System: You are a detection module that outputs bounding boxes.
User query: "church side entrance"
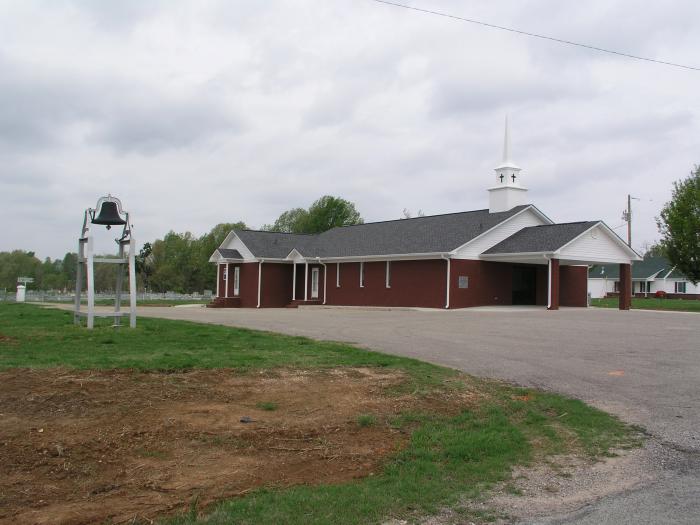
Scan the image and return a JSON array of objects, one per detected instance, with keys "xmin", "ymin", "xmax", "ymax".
[{"xmin": 512, "ymin": 266, "xmax": 537, "ymax": 305}]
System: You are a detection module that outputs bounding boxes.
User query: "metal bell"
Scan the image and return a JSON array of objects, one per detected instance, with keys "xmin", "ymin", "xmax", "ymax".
[{"xmin": 92, "ymin": 201, "xmax": 126, "ymax": 230}]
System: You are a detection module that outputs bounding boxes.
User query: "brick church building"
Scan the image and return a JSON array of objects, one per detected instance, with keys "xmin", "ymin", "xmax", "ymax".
[{"xmin": 210, "ymin": 123, "xmax": 640, "ymax": 310}]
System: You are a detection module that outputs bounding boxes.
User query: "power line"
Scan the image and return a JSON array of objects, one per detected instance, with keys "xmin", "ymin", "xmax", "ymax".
[{"xmin": 370, "ymin": 0, "xmax": 700, "ymax": 72}]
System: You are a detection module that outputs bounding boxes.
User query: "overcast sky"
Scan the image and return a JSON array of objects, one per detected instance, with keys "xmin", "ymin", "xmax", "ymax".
[{"xmin": 1, "ymin": 0, "xmax": 698, "ymax": 259}]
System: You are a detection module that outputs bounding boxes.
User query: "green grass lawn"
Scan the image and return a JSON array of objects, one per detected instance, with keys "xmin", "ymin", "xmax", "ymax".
[
  {"xmin": 42, "ymin": 298, "xmax": 207, "ymax": 307},
  {"xmin": 591, "ymin": 297, "xmax": 700, "ymax": 312},
  {"xmin": 0, "ymin": 304, "xmax": 641, "ymax": 524}
]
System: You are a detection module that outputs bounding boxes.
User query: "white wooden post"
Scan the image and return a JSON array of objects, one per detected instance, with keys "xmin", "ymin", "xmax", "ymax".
[
  {"xmin": 86, "ymin": 234, "xmax": 95, "ymax": 329},
  {"xmin": 304, "ymin": 261, "xmax": 308, "ymax": 301},
  {"xmin": 74, "ymin": 238, "xmax": 84, "ymax": 325},
  {"xmin": 114, "ymin": 242, "xmax": 124, "ymax": 327},
  {"xmin": 128, "ymin": 237, "xmax": 137, "ymax": 328},
  {"xmin": 225, "ymin": 263, "xmax": 229, "ymax": 298},
  {"xmin": 216, "ymin": 264, "xmax": 221, "ymax": 298},
  {"xmin": 292, "ymin": 262, "xmax": 297, "ymax": 301}
]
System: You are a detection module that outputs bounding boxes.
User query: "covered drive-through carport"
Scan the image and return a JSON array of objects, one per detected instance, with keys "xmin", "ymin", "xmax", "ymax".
[{"xmin": 480, "ymin": 221, "xmax": 642, "ymax": 310}]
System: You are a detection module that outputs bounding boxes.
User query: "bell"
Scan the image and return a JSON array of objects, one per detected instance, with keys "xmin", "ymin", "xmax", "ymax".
[{"xmin": 92, "ymin": 201, "xmax": 126, "ymax": 230}]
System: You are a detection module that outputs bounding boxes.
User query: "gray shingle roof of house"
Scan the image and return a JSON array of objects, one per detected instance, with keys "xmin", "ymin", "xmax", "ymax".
[
  {"xmin": 215, "ymin": 248, "xmax": 243, "ymax": 259},
  {"xmin": 483, "ymin": 221, "xmax": 599, "ymax": 255},
  {"xmin": 588, "ymin": 255, "xmax": 677, "ymax": 280},
  {"xmin": 232, "ymin": 205, "xmax": 531, "ymax": 259}
]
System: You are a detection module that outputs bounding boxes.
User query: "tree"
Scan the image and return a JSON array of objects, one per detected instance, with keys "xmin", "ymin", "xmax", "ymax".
[
  {"xmin": 265, "ymin": 196, "xmax": 363, "ymax": 234},
  {"xmin": 262, "ymin": 208, "xmax": 309, "ymax": 233},
  {"xmin": 640, "ymin": 241, "xmax": 665, "ymax": 258},
  {"xmin": 657, "ymin": 166, "xmax": 700, "ymax": 284},
  {"xmin": 304, "ymin": 196, "xmax": 363, "ymax": 233},
  {"xmin": 197, "ymin": 222, "xmax": 247, "ymax": 291},
  {"xmin": 136, "ymin": 242, "xmax": 154, "ymax": 291},
  {"xmin": 401, "ymin": 208, "xmax": 425, "ymax": 219}
]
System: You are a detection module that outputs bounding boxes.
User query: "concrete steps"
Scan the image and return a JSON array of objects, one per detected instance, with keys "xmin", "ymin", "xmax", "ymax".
[
  {"xmin": 206, "ymin": 297, "xmax": 241, "ymax": 308},
  {"xmin": 285, "ymin": 300, "xmax": 322, "ymax": 308}
]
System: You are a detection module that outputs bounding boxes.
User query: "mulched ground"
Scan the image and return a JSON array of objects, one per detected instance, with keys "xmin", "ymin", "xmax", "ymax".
[{"xmin": 0, "ymin": 367, "xmax": 475, "ymax": 524}]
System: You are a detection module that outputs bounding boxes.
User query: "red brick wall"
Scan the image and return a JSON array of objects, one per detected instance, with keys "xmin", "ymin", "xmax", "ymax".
[
  {"xmin": 450, "ymin": 261, "xmax": 548, "ymax": 308},
  {"xmin": 261, "ymin": 263, "xmax": 294, "ymax": 307},
  {"xmin": 559, "ymin": 265, "xmax": 588, "ymax": 307},
  {"xmin": 217, "ymin": 264, "xmax": 225, "ymax": 298},
  {"xmin": 325, "ymin": 260, "xmax": 447, "ymax": 308},
  {"xmin": 238, "ymin": 262, "xmax": 260, "ymax": 308},
  {"xmin": 535, "ymin": 266, "xmax": 548, "ymax": 306}
]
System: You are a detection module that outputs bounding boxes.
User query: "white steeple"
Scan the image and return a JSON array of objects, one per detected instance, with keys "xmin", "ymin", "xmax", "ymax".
[{"xmin": 488, "ymin": 116, "xmax": 528, "ymax": 213}]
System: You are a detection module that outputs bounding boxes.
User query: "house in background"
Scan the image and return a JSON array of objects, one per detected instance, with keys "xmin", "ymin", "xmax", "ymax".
[
  {"xmin": 210, "ymin": 121, "xmax": 641, "ymax": 310},
  {"xmin": 588, "ymin": 255, "xmax": 699, "ymax": 299}
]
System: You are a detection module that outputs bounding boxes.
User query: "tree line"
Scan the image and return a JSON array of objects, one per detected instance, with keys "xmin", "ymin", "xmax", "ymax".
[
  {"xmin": 1, "ymin": 196, "xmax": 363, "ymax": 294},
  {"xmin": 3, "ymin": 177, "xmax": 698, "ymax": 293}
]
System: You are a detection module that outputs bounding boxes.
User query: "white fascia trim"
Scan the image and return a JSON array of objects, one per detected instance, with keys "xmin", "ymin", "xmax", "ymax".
[
  {"xmin": 555, "ymin": 222, "xmax": 642, "ymax": 261},
  {"xmin": 481, "ymin": 252, "xmax": 635, "ymax": 265},
  {"xmin": 557, "ymin": 255, "xmax": 641, "ymax": 264},
  {"xmin": 319, "ymin": 252, "xmax": 449, "ymax": 263},
  {"xmin": 661, "ymin": 267, "xmax": 676, "ymax": 280},
  {"xmin": 449, "ymin": 205, "xmax": 553, "ymax": 256},
  {"xmin": 646, "ymin": 269, "xmax": 666, "ymax": 281},
  {"xmin": 210, "ymin": 231, "xmax": 257, "ymax": 262},
  {"xmin": 284, "ymin": 248, "xmax": 306, "ymax": 261},
  {"xmin": 480, "ymin": 251, "xmax": 552, "ymax": 259}
]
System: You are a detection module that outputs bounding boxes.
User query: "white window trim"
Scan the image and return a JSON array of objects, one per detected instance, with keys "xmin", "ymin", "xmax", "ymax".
[
  {"xmin": 385, "ymin": 261, "xmax": 391, "ymax": 288},
  {"xmin": 359, "ymin": 261, "xmax": 365, "ymax": 288},
  {"xmin": 233, "ymin": 266, "xmax": 240, "ymax": 296},
  {"xmin": 336, "ymin": 263, "xmax": 341, "ymax": 288},
  {"xmin": 311, "ymin": 267, "xmax": 320, "ymax": 299},
  {"xmin": 675, "ymin": 281, "xmax": 687, "ymax": 294}
]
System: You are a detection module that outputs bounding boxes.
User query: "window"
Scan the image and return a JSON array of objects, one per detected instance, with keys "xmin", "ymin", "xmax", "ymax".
[
  {"xmin": 336, "ymin": 263, "xmax": 341, "ymax": 287},
  {"xmin": 458, "ymin": 276, "xmax": 469, "ymax": 289},
  {"xmin": 386, "ymin": 261, "xmax": 391, "ymax": 288},
  {"xmin": 223, "ymin": 265, "xmax": 228, "ymax": 281},
  {"xmin": 359, "ymin": 262, "xmax": 365, "ymax": 288},
  {"xmin": 675, "ymin": 281, "xmax": 687, "ymax": 294},
  {"xmin": 311, "ymin": 268, "xmax": 319, "ymax": 299},
  {"xmin": 233, "ymin": 266, "xmax": 240, "ymax": 296},
  {"xmin": 638, "ymin": 281, "xmax": 650, "ymax": 293},
  {"xmin": 613, "ymin": 281, "xmax": 620, "ymax": 293}
]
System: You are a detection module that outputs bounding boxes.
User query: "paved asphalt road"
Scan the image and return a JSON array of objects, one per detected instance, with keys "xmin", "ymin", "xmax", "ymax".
[{"xmin": 132, "ymin": 305, "xmax": 699, "ymax": 523}]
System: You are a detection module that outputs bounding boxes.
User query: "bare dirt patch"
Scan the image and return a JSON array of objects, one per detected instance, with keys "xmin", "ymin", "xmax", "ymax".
[
  {"xmin": 0, "ymin": 333, "xmax": 18, "ymax": 345},
  {"xmin": 0, "ymin": 367, "xmax": 476, "ymax": 525}
]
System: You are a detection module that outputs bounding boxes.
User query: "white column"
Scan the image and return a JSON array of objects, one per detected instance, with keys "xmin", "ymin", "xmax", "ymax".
[
  {"xmin": 128, "ymin": 237, "xmax": 137, "ymax": 328},
  {"xmin": 74, "ymin": 238, "xmax": 84, "ymax": 325},
  {"xmin": 225, "ymin": 263, "xmax": 229, "ymax": 298},
  {"xmin": 257, "ymin": 260, "xmax": 264, "ymax": 308},
  {"xmin": 292, "ymin": 262, "xmax": 297, "ymax": 301},
  {"xmin": 216, "ymin": 264, "xmax": 221, "ymax": 297},
  {"xmin": 86, "ymin": 234, "xmax": 95, "ymax": 329},
  {"xmin": 304, "ymin": 261, "xmax": 309, "ymax": 301},
  {"xmin": 444, "ymin": 256, "xmax": 451, "ymax": 309}
]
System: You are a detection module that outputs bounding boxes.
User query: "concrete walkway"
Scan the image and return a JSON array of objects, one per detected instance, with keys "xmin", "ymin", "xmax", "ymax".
[{"xmin": 75, "ymin": 305, "xmax": 700, "ymax": 523}]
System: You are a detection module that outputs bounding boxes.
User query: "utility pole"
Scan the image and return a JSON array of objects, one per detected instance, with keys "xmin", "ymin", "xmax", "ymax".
[
  {"xmin": 622, "ymin": 194, "xmax": 640, "ymax": 248},
  {"xmin": 627, "ymin": 194, "xmax": 632, "ymax": 247}
]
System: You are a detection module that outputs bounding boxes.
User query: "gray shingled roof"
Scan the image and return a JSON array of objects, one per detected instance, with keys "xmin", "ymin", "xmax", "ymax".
[
  {"xmin": 588, "ymin": 255, "xmax": 674, "ymax": 280},
  {"xmin": 232, "ymin": 205, "xmax": 531, "ymax": 259},
  {"xmin": 216, "ymin": 248, "xmax": 243, "ymax": 259},
  {"xmin": 483, "ymin": 221, "xmax": 598, "ymax": 254}
]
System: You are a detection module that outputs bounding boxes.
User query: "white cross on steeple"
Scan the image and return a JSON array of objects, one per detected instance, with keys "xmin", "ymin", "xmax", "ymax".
[
  {"xmin": 494, "ymin": 115, "xmax": 522, "ymax": 186},
  {"xmin": 488, "ymin": 116, "xmax": 529, "ymax": 213}
]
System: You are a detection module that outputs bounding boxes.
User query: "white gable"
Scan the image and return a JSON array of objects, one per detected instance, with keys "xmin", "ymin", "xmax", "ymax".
[
  {"xmin": 452, "ymin": 206, "xmax": 551, "ymax": 259},
  {"xmin": 558, "ymin": 224, "xmax": 637, "ymax": 264},
  {"xmin": 220, "ymin": 232, "xmax": 256, "ymax": 260}
]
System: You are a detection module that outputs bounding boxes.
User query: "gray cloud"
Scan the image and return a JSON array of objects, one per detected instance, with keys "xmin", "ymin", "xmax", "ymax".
[{"xmin": 0, "ymin": 0, "xmax": 698, "ymax": 259}]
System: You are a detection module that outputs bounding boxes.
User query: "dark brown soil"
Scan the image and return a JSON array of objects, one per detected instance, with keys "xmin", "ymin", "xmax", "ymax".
[
  {"xmin": 0, "ymin": 333, "xmax": 18, "ymax": 345},
  {"xmin": 0, "ymin": 367, "xmax": 476, "ymax": 524}
]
